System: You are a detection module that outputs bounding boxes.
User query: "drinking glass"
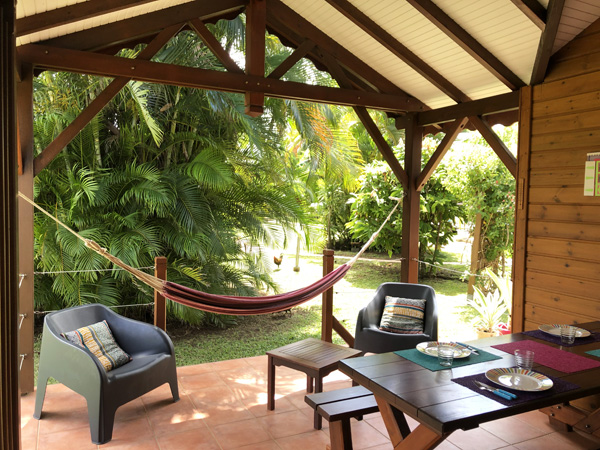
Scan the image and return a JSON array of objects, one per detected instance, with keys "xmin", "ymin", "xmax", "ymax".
[
  {"xmin": 561, "ymin": 326, "xmax": 576, "ymax": 345},
  {"xmin": 438, "ymin": 345, "xmax": 455, "ymax": 367},
  {"xmin": 514, "ymin": 349, "xmax": 534, "ymax": 370}
]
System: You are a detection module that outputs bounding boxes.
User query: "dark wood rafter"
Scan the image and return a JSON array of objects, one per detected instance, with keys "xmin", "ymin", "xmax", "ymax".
[
  {"xmin": 19, "ymin": 44, "xmax": 420, "ymax": 113},
  {"xmin": 530, "ymin": 0, "xmax": 566, "ymax": 85},
  {"xmin": 509, "ymin": 0, "xmax": 547, "ymax": 30},
  {"xmin": 33, "ymin": 24, "xmax": 182, "ymax": 176},
  {"xmin": 416, "ymin": 117, "xmax": 468, "ymax": 191},
  {"xmin": 17, "ymin": 64, "xmax": 35, "ymax": 394},
  {"xmin": 395, "ymin": 91, "xmax": 519, "ymax": 128},
  {"xmin": 318, "ymin": 48, "xmax": 408, "ymax": 189},
  {"xmin": 16, "ymin": 0, "xmax": 157, "ymax": 37},
  {"xmin": 406, "ymin": 0, "xmax": 525, "ymax": 90},
  {"xmin": 469, "ymin": 115, "xmax": 517, "ymax": 178},
  {"xmin": 512, "ymin": 86, "xmax": 533, "ymax": 333},
  {"xmin": 265, "ymin": 0, "xmax": 425, "ymax": 107},
  {"xmin": 188, "ymin": 19, "xmax": 243, "ymax": 74},
  {"xmin": 267, "ymin": 39, "xmax": 315, "ymax": 79},
  {"xmin": 0, "ymin": 0, "xmax": 20, "ymax": 446},
  {"xmin": 38, "ymin": 0, "xmax": 246, "ymax": 53},
  {"xmin": 245, "ymin": 0, "xmax": 267, "ymax": 116},
  {"xmin": 323, "ymin": 0, "xmax": 470, "ymax": 103},
  {"xmin": 401, "ymin": 115, "xmax": 422, "ymax": 283}
]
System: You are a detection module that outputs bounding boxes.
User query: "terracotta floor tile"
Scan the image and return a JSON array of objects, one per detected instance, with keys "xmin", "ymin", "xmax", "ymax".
[
  {"xmin": 187, "ymin": 384, "xmax": 239, "ymax": 405},
  {"xmin": 21, "ymin": 433, "xmax": 38, "ymax": 450},
  {"xmin": 447, "ymin": 426, "xmax": 510, "ymax": 450},
  {"xmin": 178, "ymin": 371, "xmax": 226, "ymax": 391},
  {"xmin": 513, "ymin": 432, "xmax": 598, "ymax": 450},
  {"xmin": 113, "ymin": 398, "xmax": 147, "ymax": 422},
  {"xmin": 37, "ymin": 407, "xmax": 90, "ymax": 435},
  {"xmin": 155, "ymin": 427, "xmax": 221, "ymax": 450},
  {"xmin": 200, "ymin": 400, "xmax": 255, "ymax": 427},
  {"xmin": 236, "ymin": 441, "xmax": 281, "ymax": 450},
  {"xmin": 513, "ymin": 410, "xmax": 556, "ymax": 434},
  {"xmin": 98, "ymin": 437, "xmax": 159, "ymax": 450},
  {"xmin": 147, "ymin": 401, "xmax": 206, "ymax": 436},
  {"xmin": 103, "ymin": 416, "xmax": 153, "ymax": 446},
  {"xmin": 276, "ymin": 429, "xmax": 331, "ymax": 449},
  {"xmin": 481, "ymin": 416, "xmax": 549, "ymax": 444},
  {"xmin": 210, "ymin": 417, "xmax": 272, "ymax": 449},
  {"xmin": 176, "ymin": 363, "xmax": 215, "ymax": 376},
  {"xmin": 211, "ymin": 358, "xmax": 251, "ymax": 372},
  {"xmin": 37, "ymin": 425, "xmax": 97, "ymax": 450},
  {"xmin": 349, "ymin": 419, "xmax": 390, "ymax": 449},
  {"xmin": 260, "ymin": 410, "xmax": 315, "ymax": 439},
  {"xmin": 245, "ymin": 355, "xmax": 268, "ymax": 369},
  {"xmin": 219, "ymin": 366, "xmax": 267, "ymax": 387}
]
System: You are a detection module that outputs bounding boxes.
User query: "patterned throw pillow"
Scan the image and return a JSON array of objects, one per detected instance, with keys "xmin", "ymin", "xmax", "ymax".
[
  {"xmin": 379, "ymin": 296, "xmax": 427, "ymax": 334},
  {"xmin": 62, "ymin": 320, "xmax": 131, "ymax": 372}
]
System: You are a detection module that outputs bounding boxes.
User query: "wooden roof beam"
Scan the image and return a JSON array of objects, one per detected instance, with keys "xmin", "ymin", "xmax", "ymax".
[
  {"xmin": 265, "ymin": 0, "xmax": 426, "ymax": 109},
  {"xmin": 407, "ymin": 0, "xmax": 525, "ymax": 90},
  {"xmin": 318, "ymin": 47, "xmax": 408, "ymax": 188},
  {"xmin": 323, "ymin": 0, "xmax": 469, "ymax": 103},
  {"xmin": 267, "ymin": 39, "xmax": 315, "ymax": 79},
  {"xmin": 530, "ymin": 0, "xmax": 565, "ymax": 85},
  {"xmin": 188, "ymin": 19, "xmax": 243, "ymax": 74},
  {"xmin": 16, "ymin": 0, "xmax": 158, "ymax": 37},
  {"xmin": 19, "ymin": 44, "xmax": 420, "ymax": 113},
  {"xmin": 469, "ymin": 115, "xmax": 517, "ymax": 178},
  {"xmin": 509, "ymin": 0, "xmax": 547, "ymax": 31},
  {"xmin": 33, "ymin": 24, "xmax": 183, "ymax": 176},
  {"xmin": 416, "ymin": 117, "xmax": 468, "ymax": 191},
  {"xmin": 39, "ymin": 0, "xmax": 246, "ymax": 52},
  {"xmin": 395, "ymin": 91, "xmax": 519, "ymax": 128},
  {"xmin": 245, "ymin": 0, "xmax": 266, "ymax": 117}
]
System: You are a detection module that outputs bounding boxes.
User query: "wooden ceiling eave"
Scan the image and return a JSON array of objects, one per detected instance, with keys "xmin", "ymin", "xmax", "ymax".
[
  {"xmin": 265, "ymin": 0, "xmax": 423, "ymax": 105},
  {"xmin": 406, "ymin": 0, "xmax": 525, "ymax": 91},
  {"xmin": 34, "ymin": 0, "xmax": 247, "ymax": 53},
  {"xmin": 322, "ymin": 0, "xmax": 470, "ymax": 103}
]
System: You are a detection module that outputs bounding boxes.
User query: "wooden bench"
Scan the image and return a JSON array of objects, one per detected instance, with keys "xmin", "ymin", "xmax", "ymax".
[{"xmin": 305, "ymin": 386, "xmax": 379, "ymax": 450}]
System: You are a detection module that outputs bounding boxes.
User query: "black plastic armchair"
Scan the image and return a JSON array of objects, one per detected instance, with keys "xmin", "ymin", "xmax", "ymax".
[
  {"xmin": 354, "ymin": 282, "xmax": 438, "ymax": 354},
  {"xmin": 33, "ymin": 303, "xmax": 179, "ymax": 444}
]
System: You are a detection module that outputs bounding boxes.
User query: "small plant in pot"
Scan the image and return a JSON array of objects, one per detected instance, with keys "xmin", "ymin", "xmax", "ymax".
[{"xmin": 467, "ymin": 269, "xmax": 511, "ymax": 338}]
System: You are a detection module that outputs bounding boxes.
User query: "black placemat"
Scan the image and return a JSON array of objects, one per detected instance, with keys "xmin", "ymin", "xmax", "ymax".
[
  {"xmin": 523, "ymin": 329, "xmax": 600, "ymax": 347},
  {"xmin": 451, "ymin": 371, "xmax": 579, "ymax": 406}
]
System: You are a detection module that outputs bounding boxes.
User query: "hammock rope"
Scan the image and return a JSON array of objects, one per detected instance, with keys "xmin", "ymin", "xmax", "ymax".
[{"xmin": 18, "ymin": 192, "xmax": 402, "ymax": 315}]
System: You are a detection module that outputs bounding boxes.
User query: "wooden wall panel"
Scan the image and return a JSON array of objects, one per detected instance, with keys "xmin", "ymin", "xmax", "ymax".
[{"xmin": 521, "ymin": 21, "xmax": 600, "ymax": 327}]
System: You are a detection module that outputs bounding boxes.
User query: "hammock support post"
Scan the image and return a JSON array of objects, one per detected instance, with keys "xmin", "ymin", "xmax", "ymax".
[
  {"xmin": 321, "ymin": 249, "xmax": 335, "ymax": 343},
  {"xmin": 154, "ymin": 256, "xmax": 167, "ymax": 331}
]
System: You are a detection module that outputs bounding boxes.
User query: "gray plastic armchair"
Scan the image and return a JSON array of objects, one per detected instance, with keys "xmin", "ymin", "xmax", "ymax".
[
  {"xmin": 354, "ymin": 282, "xmax": 438, "ymax": 354},
  {"xmin": 33, "ymin": 303, "xmax": 179, "ymax": 444}
]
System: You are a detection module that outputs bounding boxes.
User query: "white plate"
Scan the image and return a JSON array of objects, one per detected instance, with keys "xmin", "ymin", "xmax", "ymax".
[
  {"xmin": 538, "ymin": 324, "xmax": 591, "ymax": 338},
  {"xmin": 416, "ymin": 341, "xmax": 471, "ymax": 358},
  {"xmin": 485, "ymin": 368, "xmax": 553, "ymax": 392}
]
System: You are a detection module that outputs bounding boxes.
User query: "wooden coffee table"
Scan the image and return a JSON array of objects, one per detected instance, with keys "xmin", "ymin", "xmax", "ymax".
[{"xmin": 267, "ymin": 338, "xmax": 363, "ymax": 429}]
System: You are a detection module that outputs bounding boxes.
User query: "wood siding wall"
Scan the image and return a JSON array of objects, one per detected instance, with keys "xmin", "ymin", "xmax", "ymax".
[{"xmin": 517, "ymin": 18, "xmax": 600, "ymax": 331}]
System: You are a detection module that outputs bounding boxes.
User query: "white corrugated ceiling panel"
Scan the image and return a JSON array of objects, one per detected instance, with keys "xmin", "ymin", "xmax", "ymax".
[{"xmin": 17, "ymin": 0, "xmax": 195, "ymax": 46}]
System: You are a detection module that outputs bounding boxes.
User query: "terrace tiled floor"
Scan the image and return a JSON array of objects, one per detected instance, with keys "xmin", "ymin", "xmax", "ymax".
[{"xmin": 20, "ymin": 355, "xmax": 600, "ymax": 450}]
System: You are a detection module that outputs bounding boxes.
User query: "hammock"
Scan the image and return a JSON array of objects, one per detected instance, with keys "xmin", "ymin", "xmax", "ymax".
[{"xmin": 18, "ymin": 193, "xmax": 401, "ymax": 315}]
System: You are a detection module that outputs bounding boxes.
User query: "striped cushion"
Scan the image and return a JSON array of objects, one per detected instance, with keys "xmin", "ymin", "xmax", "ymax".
[
  {"xmin": 379, "ymin": 296, "xmax": 426, "ymax": 334},
  {"xmin": 62, "ymin": 320, "xmax": 131, "ymax": 372}
]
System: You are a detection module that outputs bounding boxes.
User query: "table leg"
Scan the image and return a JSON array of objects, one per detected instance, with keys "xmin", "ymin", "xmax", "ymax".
[
  {"xmin": 329, "ymin": 419, "xmax": 352, "ymax": 450},
  {"xmin": 267, "ymin": 355, "xmax": 275, "ymax": 410},
  {"xmin": 313, "ymin": 375, "xmax": 324, "ymax": 430},
  {"xmin": 374, "ymin": 394, "xmax": 444, "ymax": 450}
]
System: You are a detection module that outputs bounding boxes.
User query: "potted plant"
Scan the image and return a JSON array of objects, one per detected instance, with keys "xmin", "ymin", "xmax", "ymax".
[{"xmin": 467, "ymin": 269, "xmax": 511, "ymax": 338}]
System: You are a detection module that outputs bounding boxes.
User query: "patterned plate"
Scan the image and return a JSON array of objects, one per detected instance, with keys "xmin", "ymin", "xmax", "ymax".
[
  {"xmin": 416, "ymin": 341, "xmax": 471, "ymax": 358},
  {"xmin": 486, "ymin": 368, "xmax": 553, "ymax": 392},
  {"xmin": 538, "ymin": 324, "xmax": 591, "ymax": 338}
]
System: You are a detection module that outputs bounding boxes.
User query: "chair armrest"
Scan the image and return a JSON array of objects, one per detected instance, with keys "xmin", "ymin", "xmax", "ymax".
[{"xmin": 108, "ymin": 314, "xmax": 174, "ymax": 356}]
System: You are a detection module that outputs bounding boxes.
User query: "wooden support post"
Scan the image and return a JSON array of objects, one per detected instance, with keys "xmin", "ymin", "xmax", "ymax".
[
  {"xmin": 467, "ymin": 213, "xmax": 483, "ymax": 298},
  {"xmin": 154, "ymin": 256, "xmax": 167, "ymax": 331},
  {"xmin": 0, "ymin": 0, "xmax": 21, "ymax": 446},
  {"xmin": 17, "ymin": 63, "xmax": 35, "ymax": 394},
  {"xmin": 322, "ymin": 249, "xmax": 334, "ymax": 342},
  {"xmin": 401, "ymin": 115, "xmax": 422, "ymax": 283},
  {"xmin": 245, "ymin": 0, "xmax": 266, "ymax": 117}
]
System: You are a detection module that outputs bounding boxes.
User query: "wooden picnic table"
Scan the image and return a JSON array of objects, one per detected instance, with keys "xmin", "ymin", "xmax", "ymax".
[{"xmin": 339, "ymin": 321, "xmax": 600, "ymax": 450}]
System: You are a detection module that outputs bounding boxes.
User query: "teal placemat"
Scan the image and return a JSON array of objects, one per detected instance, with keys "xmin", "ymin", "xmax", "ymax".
[
  {"xmin": 394, "ymin": 347, "xmax": 502, "ymax": 371},
  {"xmin": 585, "ymin": 349, "xmax": 600, "ymax": 358}
]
